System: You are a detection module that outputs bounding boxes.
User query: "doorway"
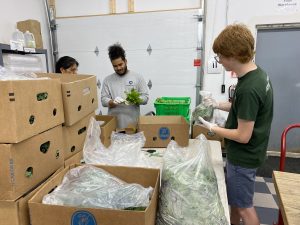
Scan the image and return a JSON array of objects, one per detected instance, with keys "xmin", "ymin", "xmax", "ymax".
[{"xmin": 255, "ymin": 24, "xmax": 300, "ymax": 152}]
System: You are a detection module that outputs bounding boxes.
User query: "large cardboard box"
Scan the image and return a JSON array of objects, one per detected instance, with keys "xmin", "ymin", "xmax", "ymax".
[
  {"xmin": 192, "ymin": 124, "xmax": 225, "ymax": 148},
  {"xmin": 138, "ymin": 116, "xmax": 189, "ymax": 147},
  {"xmin": 17, "ymin": 19, "xmax": 43, "ymax": 49},
  {"xmin": 37, "ymin": 73, "xmax": 98, "ymax": 126},
  {"xmin": 0, "ymin": 167, "xmax": 64, "ymax": 225},
  {"xmin": 29, "ymin": 164, "xmax": 160, "ymax": 225},
  {"xmin": 95, "ymin": 115, "xmax": 117, "ymax": 147},
  {"xmin": 63, "ymin": 113, "xmax": 94, "ymax": 160},
  {"xmin": 0, "ymin": 78, "xmax": 64, "ymax": 143},
  {"xmin": 0, "ymin": 125, "xmax": 64, "ymax": 200}
]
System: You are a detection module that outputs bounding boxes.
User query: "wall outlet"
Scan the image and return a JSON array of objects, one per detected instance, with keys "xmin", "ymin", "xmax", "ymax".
[{"xmin": 207, "ymin": 57, "xmax": 222, "ymax": 74}]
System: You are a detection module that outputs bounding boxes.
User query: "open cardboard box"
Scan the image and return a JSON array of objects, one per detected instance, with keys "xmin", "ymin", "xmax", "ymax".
[
  {"xmin": 37, "ymin": 73, "xmax": 98, "ymax": 126},
  {"xmin": 138, "ymin": 116, "xmax": 189, "ymax": 147},
  {"xmin": 95, "ymin": 115, "xmax": 117, "ymax": 147},
  {"xmin": 29, "ymin": 164, "xmax": 160, "ymax": 225},
  {"xmin": 116, "ymin": 123, "xmax": 137, "ymax": 135},
  {"xmin": 0, "ymin": 77, "xmax": 64, "ymax": 143}
]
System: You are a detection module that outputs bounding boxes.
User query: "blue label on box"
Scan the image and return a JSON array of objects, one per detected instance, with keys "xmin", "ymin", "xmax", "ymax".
[
  {"xmin": 159, "ymin": 127, "xmax": 170, "ymax": 140},
  {"xmin": 71, "ymin": 211, "xmax": 97, "ymax": 225}
]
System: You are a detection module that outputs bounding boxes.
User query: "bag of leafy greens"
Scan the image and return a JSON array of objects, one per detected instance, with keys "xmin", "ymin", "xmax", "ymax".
[
  {"xmin": 156, "ymin": 134, "xmax": 228, "ymax": 225},
  {"xmin": 192, "ymin": 91, "xmax": 214, "ymax": 123}
]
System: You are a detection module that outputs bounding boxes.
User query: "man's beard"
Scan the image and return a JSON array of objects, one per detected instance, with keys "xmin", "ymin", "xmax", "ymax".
[{"xmin": 116, "ymin": 66, "xmax": 127, "ymax": 76}]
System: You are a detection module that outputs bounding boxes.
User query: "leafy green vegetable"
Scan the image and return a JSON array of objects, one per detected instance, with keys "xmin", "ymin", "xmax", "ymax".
[
  {"xmin": 192, "ymin": 104, "xmax": 214, "ymax": 122},
  {"xmin": 125, "ymin": 88, "xmax": 143, "ymax": 105}
]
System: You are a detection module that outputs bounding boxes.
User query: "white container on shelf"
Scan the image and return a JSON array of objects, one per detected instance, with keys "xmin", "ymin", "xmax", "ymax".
[
  {"xmin": 24, "ymin": 30, "xmax": 36, "ymax": 48},
  {"xmin": 12, "ymin": 29, "xmax": 25, "ymax": 46}
]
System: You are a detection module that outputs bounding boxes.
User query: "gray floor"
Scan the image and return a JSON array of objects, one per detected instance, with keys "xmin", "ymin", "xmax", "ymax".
[{"xmin": 254, "ymin": 176, "xmax": 279, "ymax": 225}]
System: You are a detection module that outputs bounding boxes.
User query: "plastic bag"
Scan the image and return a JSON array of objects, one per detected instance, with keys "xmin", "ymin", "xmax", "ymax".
[
  {"xmin": 83, "ymin": 117, "xmax": 160, "ymax": 168},
  {"xmin": 192, "ymin": 91, "xmax": 214, "ymax": 123},
  {"xmin": 0, "ymin": 65, "xmax": 47, "ymax": 80},
  {"xmin": 156, "ymin": 134, "xmax": 228, "ymax": 225},
  {"xmin": 42, "ymin": 165, "xmax": 153, "ymax": 210}
]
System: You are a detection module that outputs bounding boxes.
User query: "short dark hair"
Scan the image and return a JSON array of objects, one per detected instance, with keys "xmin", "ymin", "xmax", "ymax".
[
  {"xmin": 108, "ymin": 43, "xmax": 126, "ymax": 61},
  {"xmin": 55, "ymin": 56, "xmax": 79, "ymax": 73}
]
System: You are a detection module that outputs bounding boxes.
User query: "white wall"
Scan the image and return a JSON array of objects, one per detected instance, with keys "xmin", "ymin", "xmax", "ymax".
[
  {"xmin": 203, "ymin": 0, "xmax": 233, "ymax": 103},
  {"xmin": 0, "ymin": 0, "xmax": 52, "ymax": 69}
]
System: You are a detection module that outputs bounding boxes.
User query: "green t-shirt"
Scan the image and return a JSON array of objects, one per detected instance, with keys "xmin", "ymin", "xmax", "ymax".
[{"xmin": 225, "ymin": 66, "xmax": 273, "ymax": 168}]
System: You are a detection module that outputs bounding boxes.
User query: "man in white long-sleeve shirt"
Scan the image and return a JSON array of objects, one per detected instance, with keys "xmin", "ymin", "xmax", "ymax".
[{"xmin": 101, "ymin": 43, "xmax": 149, "ymax": 129}]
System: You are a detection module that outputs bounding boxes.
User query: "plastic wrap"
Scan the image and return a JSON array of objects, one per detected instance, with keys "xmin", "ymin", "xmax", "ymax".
[
  {"xmin": 192, "ymin": 91, "xmax": 214, "ymax": 123},
  {"xmin": 156, "ymin": 134, "xmax": 228, "ymax": 225},
  {"xmin": 42, "ymin": 165, "xmax": 153, "ymax": 210},
  {"xmin": 0, "ymin": 65, "xmax": 47, "ymax": 80},
  {"xmin": 83, "ymin": 117, "xmax": 160, "ymax": 168},
  {"xmin": 3, "ymin": 54, "xmax": 43, "ymax": 74}
]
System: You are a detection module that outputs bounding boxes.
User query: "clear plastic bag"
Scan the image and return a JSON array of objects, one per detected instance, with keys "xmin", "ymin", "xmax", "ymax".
[
  {"xmin": 83, "ymin": 117, "xmax": 160, "ymax": 168},
  {"xmin": 0, "ymin": 65, "xmax": 47, "ymax": 80},
  {"xmin": 156, "ymin": 134, "xmax": 228, "ymax": 225},
  {"xmin": 192, "ymin": 91, "xmax": 214, "ymax": 123},
  {"xmin": 42, "ymin": 165, "xmax": 153, "ymax": 210}
]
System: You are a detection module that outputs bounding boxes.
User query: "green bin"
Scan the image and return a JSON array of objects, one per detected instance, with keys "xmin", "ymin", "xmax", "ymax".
[{"xmin": 154, "ymin": 97, "xmax": 191, "ymax": 121}]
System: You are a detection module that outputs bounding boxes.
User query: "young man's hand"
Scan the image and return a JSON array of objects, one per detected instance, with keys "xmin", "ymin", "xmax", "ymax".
[
  {"xmin": 113, "ymin": 96, "xmax": 125, "ymax": 104},
  {"xmin": 198, "ymin": 116, "xmax": 217, "ymax": 132},
  {"xmin": 203, "ymin": 96, "xmax": 219, "ymax": 109}
]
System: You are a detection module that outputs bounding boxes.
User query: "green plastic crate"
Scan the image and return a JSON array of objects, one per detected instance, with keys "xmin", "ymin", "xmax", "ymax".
[{"xmin": 154, "ymin": 97, "xmax": 191, "ymax": 118}]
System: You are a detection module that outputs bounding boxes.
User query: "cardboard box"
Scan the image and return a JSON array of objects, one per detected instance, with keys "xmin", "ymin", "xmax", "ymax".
[
  {"xmin": 64, "ymin": 150, "xmax": 83, "ymax": 168},
  {"xmin": 37, "ymin": 73, "xmax": 98, "ymax": 126},
  {"xmin": 116, "ymin": 123, "xmax": 137, "ymax": 135},
  {"xmin": 63, "ymin": 113, "xmax": 94, "ymax": 160},
  {"xmin": 0, "ymin": 78, "xmax": 64, "ymax": 143},
  {"xmin": 95, "ymin": 115, "xmax": 117, "ymax": 147},
  {"xmin": 0, "ymin": 167, "xmax": 63, "ymax": 225},
  {"xmin": 17, "ymin": 19, "xmax": 43, "ymax": 49},
  {"xmin": 0, "ymin": 125, "xmax": 64, "ymax": 200},
  {"xmin": 29, "ymin": 164, "xmax": 160, "ymax": 225},
  {"xmin": 138, "ymin": 116, "xmax": 189, "ymax": 147},
  {"xmin": 192, "ymin": 124, "xmax": 225, "ymax": 148},
  {"xmin": 0, "ymin": 191, "xmax": 33, "ymax": 225}
]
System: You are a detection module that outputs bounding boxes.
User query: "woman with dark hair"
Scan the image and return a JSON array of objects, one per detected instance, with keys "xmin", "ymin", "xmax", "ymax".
[{"xmin": 55, "ymin": 56, "xmax": 79, "ymax": 74}]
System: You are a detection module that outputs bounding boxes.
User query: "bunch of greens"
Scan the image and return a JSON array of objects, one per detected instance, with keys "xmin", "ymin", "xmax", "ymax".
[
  {"xmin": 125, "ymin": 88, "xmax": 143, "ymax": 105},
  {"xmin": 192, "ymin": 104, "xmax": 214, "ymax": 123}
]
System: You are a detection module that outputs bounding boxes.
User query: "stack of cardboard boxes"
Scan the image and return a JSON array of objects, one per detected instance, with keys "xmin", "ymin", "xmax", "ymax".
[
  {"xmin": 0, "ymin": 72, "xmax": 100, "ymax": 225},
  {"xmin": 0, "ymin": 76, "xmax": 65, "ymax": 225},
  {"xmin": 44, "ymin": 73, "xmax": 99, "ymax": 167}
]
